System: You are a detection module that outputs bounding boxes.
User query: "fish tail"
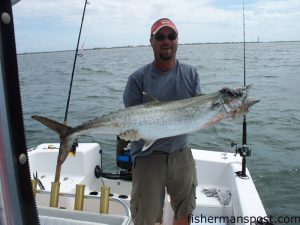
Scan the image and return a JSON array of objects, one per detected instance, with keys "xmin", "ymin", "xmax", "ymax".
[
  {"xmin": 32, "ymin": 115, "xmax": 71, "ymax": 137},
  {"xmin": 32, "ymin": 115, "xmax": 76, "ymax": 166}
]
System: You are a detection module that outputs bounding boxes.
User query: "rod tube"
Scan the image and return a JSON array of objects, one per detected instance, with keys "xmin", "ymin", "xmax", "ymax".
[
  {"xmin": 31, "ymin": 179, "xmax": 38, "ymax": 198},
  {"xmin": 74, "ymin": 184, "xmax": 85, "ymax": 211},
  {"xmin": 49, "ymin": 182, "xmax": 60, "ymax": 208},
  {"xmin": 99, "ymin": 185, "xmax": 110, "ymax": 214}
]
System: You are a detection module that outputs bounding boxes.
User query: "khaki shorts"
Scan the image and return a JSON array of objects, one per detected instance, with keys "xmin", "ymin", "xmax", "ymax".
[{"xmin": 130, "ymin": 147, "xmax": 197, "ymax": 225}]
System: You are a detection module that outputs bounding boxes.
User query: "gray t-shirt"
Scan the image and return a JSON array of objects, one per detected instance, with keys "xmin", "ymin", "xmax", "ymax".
[{"xmin": 123, "ymin": 60, "xmax": 201, "ymax": 159}]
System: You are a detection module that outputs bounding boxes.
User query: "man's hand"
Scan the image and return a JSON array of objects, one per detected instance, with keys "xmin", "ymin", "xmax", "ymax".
[
  {"xmin": 219, "ymin": 87, "xmax": 244, "ymax": 97},
  {"xmin": 118, "ymin": 129, "xmax": 141, "ymax": 141}
]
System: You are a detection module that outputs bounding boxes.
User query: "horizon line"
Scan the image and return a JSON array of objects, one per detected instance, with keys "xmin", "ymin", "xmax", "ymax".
[{"xmin": 18, "ymin": 40, "xmax": 300, "ymax": 55}]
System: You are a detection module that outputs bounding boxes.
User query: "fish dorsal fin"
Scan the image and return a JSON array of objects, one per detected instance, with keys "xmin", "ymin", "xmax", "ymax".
[{"xmin": 142, "ymin": 92, "xmax": 160, "ymax": 104}]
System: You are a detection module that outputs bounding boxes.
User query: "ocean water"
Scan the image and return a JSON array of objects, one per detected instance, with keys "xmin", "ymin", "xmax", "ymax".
[{"xmin": 18, "ymin": 42, "xmax": 300, "ymax": 219}]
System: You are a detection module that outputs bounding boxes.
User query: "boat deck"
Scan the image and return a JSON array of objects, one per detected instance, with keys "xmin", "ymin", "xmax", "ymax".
[
  {"xmin": 38, "ymin": 207, "xmax": 129, "ymax": 225},
  {"xmin": 29, "ymin": 143, "xmax": 267, "ymax": 225}
]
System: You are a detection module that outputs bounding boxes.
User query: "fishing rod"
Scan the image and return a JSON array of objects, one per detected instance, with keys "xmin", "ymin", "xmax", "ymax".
[
  {"xmin": 242, "ymin": 0, "xmax": 247, "ymax": 146},
  {"xmin": 64, "ymin": 0, "xmax": 89, "ymax": 124},
  {"xmin": 232, "ymin": 0, "xmax": 251, "ymax": 179},
  {"xmin": 54, "ymin": 0, "xmax": 89, "ymax": 183}
]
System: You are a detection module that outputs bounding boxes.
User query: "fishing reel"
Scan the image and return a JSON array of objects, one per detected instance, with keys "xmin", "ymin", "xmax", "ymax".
[
  {"xmin": 231, "ymin": 141, "xmax": 251, "ymax": 179},
  {"xmin": 231, "ymin": 141, "xmax": 251, "ymax": 157}
]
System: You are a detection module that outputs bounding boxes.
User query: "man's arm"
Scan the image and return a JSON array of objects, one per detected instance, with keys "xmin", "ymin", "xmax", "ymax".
[
  {"xmin": 123, "ymin": 75, "xmax": 143, "ymax": 108},
  {"xmin": 193, "ymin": 68, "xmax": 201, "ymax": 96}
]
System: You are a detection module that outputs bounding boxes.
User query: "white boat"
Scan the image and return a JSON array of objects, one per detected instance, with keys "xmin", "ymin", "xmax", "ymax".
[
  {"xmin": 0, "ymin": 1, "xmax": 270, "ymax": 224},
  {"xmin": 28, "ymin": 142, "xmax": 268, "ymax": 225}
]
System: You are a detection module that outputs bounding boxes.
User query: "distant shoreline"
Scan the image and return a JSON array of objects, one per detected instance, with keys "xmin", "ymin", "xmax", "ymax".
[{"xmin": 18, "ymin": 40, "xmax": 300, "ymax": 55}]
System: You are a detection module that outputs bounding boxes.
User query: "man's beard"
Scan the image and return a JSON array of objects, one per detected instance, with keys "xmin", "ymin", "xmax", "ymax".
[
  {"xmin": 159, "ymin": 47, "xmax": 174, "ymax": 61},
  {"xmin": 159, "ymin": 53, "xmax": 173, "ymax": 61},
  {"xmin": 152, "ymin": 42, "xmax": 177, "ymax": 62}
]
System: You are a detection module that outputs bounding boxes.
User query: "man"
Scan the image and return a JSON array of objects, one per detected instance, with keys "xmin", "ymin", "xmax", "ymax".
[{"xmin": 123, "ymin": 18, "xmax": 200, "ymax": 225}]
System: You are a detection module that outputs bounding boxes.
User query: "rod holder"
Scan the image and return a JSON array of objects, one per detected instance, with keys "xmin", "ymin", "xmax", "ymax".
[
  {"xmin": 99, "ymin": 185, "xmax": 110, "ymax": 214},
  {"xmin": 74, "ymin": 184, "xmax": 85, "ymax": 211},
  {"xmin": 31, "ymin": 179, "xmax": 38, "ymax": 198},
  {"xmin": 49, "ymin": 182, "xmax": 60, "ymax": 208}
]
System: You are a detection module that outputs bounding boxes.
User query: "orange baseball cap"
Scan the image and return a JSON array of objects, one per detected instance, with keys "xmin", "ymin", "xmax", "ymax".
[{"xmin": 151, "ymin": 18, "xmax": 178, "ymax": 35}]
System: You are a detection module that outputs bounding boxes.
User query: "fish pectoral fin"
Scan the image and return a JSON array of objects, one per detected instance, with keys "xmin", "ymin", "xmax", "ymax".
[
  {"xmin": 141, "ymin": 140, "xmax": 156, "ymax": 151},
  {"xmin": 118, "ymin": 129, "xmax": 141, "ymax": 141},
  {"xmin": 142, "ymin": 92, "xmax": 160, "ymax": 104},
  {"xmin": 202, "ymin": 115, "xmax": 226, "ymax": 128}
]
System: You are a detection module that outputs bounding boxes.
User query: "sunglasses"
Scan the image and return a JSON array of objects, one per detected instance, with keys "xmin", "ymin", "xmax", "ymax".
[{"xmin": 153, "ymin": 32, "xmax": 178, "ymax": 41}]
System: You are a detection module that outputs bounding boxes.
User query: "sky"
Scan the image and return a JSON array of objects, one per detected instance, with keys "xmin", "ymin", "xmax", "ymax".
[{"xmin": 12, "ymin": 0, "xmax": 300, "ymax": 53}]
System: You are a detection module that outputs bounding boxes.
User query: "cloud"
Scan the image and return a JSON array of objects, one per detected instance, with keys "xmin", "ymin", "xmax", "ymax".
[
  {"xmin": 245, "ymin": 0, "xmax": 300, "ymax": 41},
  {"xmin": 12, "ymin": 0, "xmax": 300, "ymax": 53}
]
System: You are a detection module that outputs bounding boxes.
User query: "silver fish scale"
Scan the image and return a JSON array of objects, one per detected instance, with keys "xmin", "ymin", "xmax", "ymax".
[
  {"xmin": 105, "ymin": 97, "xmax": 223, "ymax": 140},
  {"xmin": 70, "ymin": 88, "xmax": 256, "ymax": 142}
]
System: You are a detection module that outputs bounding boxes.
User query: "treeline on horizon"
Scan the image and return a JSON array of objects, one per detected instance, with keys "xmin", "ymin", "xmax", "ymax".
[{"xmin": 18, "ymin": 40, "xmax": 300, "ymax": 55}]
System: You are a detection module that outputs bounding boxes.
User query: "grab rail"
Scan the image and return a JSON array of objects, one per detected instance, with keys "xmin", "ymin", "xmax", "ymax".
[{"xmin": 35, "ymin": 190, "xmax": 131, "ymax": 220}]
